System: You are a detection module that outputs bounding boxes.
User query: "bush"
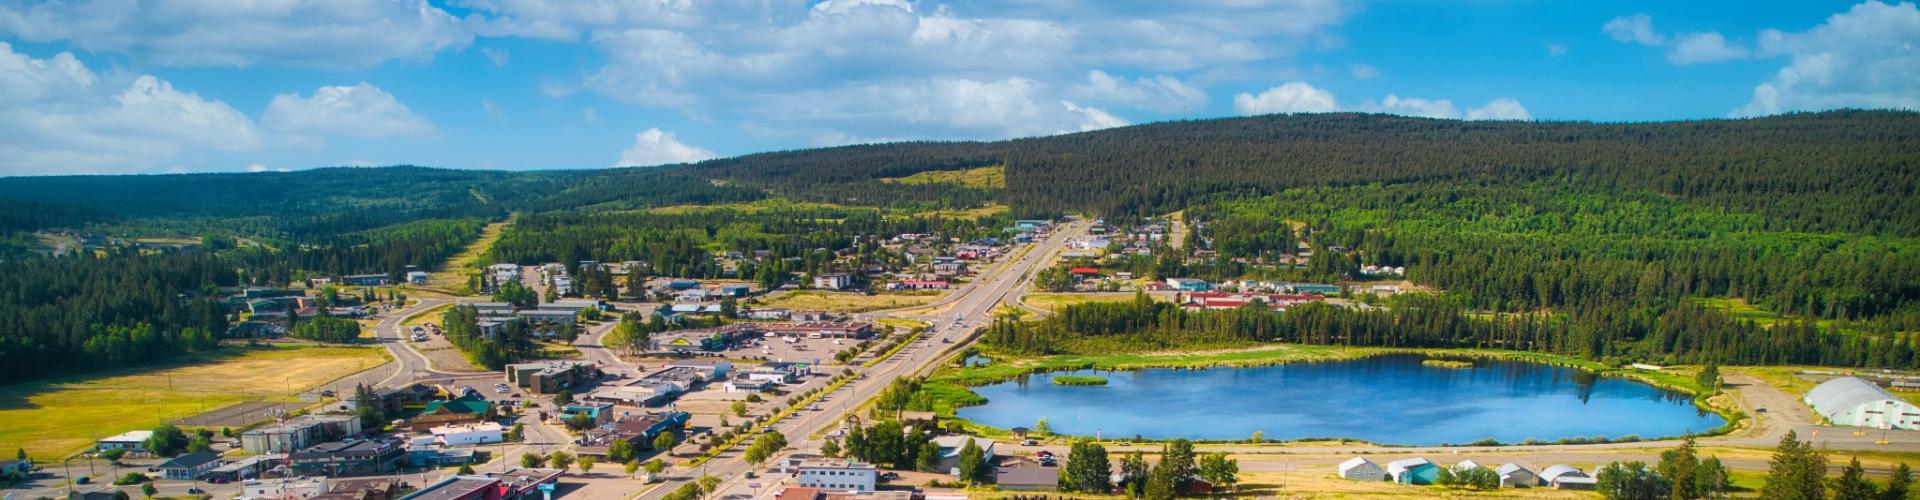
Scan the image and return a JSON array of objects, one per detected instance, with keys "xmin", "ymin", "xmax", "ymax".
[{"xmin": 113, "ymin": 473, "xmax": 150, "ymax": 485}]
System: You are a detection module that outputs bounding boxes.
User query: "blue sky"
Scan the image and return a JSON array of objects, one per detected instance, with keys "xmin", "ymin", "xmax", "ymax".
[{"xmin": 1, "ymin": 0, "xmax": 1915, "ymax": 176}]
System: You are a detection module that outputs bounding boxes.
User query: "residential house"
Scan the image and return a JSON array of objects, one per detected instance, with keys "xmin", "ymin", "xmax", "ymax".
[
  {"xmin": 159, "ymin": 451, "xmax": 224, "ymax": 480},
  {"xmin": 931, "ymin": 436, "xmax": 996, "ymax": 475}
]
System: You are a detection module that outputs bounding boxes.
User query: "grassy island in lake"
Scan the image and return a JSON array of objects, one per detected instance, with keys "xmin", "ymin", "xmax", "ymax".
[
  {"xmin": 1423, "ymin": 359, "xmax": 1475, "ymax": 369},
  {"xmin": 1051, "ymin": 375, "xmax": 1109, "ymax": 386}
]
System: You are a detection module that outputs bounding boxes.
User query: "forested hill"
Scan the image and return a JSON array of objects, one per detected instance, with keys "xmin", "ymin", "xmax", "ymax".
[
  {"xmin": 3, "ymin": 110, "xmax": 1915, "ymax": 236},
  {"xmin": 679, "ymin": 110, "xmax": 1920, "ymax": 237}
]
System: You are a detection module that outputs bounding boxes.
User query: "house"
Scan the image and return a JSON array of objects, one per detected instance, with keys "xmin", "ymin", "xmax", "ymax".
[
  {"xmin": 1385, "ymin": 457, "xmax": 1438, "ymax": 485},
  {"xmin": 813, "ymin": 273, "xmax": 852, "ymax": 290},
  {"xmin": 1069, "ymin": 267, "xmax": 1100, "ymax": 276},
  {"xmin": 430, "ymin": 422, "xmax": 505, "ymax": 446},
  {"xmin": 1804, "ymin": 377, "xmax": 1920, "ymax": 429},
  {"xmin": 1496, "ymin": 463, "xmax": 1538, "ymax": 488},
  {"xmin": 1337, "ymin": 457, "xmax": 1386, "ymax": 481},
  {"xmin": 243, "ymin": 414, "xmax": 363, "ymax": 454},
  {"xmin": 159, "ymin": 451, "xmax": 224, "ymax": 480},
  {"xmin": 406, "ymin": 271, "xmax": 430, "ymax": 284},
  {"xmin": 289, "ymin": 438, "xmax": 405, "ymax": 477},
  {"xmin": 931, "ymin": 436, "xmax": 996, "ymax": 475},
  {"xmin": 97, "ymin": 430, "xmax": 153, "ymax": 452},
  {"xmin": 1166, "ymin": 278, "xmax": 1212, "ymax": 292},
  {"xmin": 410, "ymin": 395, "xmax": 494, "ymax": 431},
  {"xmin": 995, "ymin": 465, "xmax": 1057, "ymax": 492},
  {"xmin": 1540, "ymin": 464, "xmax": 1596, "ymax": 490},
  {"xmin": 795, "ymin": 460, "xmax": 877, "ymax": 492}
]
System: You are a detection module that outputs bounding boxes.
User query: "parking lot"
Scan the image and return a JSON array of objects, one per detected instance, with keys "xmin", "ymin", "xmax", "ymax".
[{"xmin": 709, "ymin": 333, "xmax": 863, "ymax": 367}]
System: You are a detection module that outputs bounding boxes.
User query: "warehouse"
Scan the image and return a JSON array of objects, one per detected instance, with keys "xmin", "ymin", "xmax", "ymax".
[{"xmin": 1803, "ymin": 377, "xmax": 1920, "ymax": 430}]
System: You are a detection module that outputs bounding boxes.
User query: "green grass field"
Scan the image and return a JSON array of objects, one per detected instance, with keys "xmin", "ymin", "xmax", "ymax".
[
  {"xmin": 0, "ymin": 345, "xmax": 388, "ymax": 458},
  {"xmin": 879, "ymin": 165, "xmax": 1005, "ymax": 189}
]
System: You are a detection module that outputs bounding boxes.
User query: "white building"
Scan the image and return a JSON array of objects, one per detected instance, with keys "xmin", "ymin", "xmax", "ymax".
[
  {"xmin": 97, "ymin": 430, "xmax": 153, "ymax": 452},
  {"xmin": 430, "ymin": 422, "xmax": 504, "ymax": 446},
  {"xmin": 931, "ymin": 436, "xmax": 996, "ymax": 475},
  {"xmin": 1336, "ymin": 457, "xmax": 1385, "ymax": 481},
  {"xmin": 795, "ymin": 460, "xmax": 877, "ymax": 492},
  {"xmin": 1540, "ymin": 464, "xmax": 1596, "ymax": 490},
  {"xmin": 1497, "ymin": 463, "xmax": 1538, "ymax": 488},
  {"xmin": 242, "ymin": 476, "xmax": 328, "ymax": 499},
  {"xmin": 812, "ymin": 273, "xmax": 852, "ymax": 290},
  {"xmin": 1803, "ymin": 377, "xmax": 1920, "ymax": 430}
]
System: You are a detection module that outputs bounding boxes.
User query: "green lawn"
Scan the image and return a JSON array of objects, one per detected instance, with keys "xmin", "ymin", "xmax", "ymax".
[
  {"xmin": 0, "ymin": 345, "xmax": 388, "ymax": 459},
  {"xmin": 879, "ymin": 165, "xmax": 1005, "ymax": 189}
]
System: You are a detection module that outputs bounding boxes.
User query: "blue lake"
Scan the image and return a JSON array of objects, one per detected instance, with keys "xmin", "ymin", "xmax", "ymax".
[{"xmin": 954, "ymin": 355, "xmax": 1725, "ymax": 445}]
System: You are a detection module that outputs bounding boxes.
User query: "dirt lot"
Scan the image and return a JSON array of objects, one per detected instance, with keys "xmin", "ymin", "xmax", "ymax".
[{"xmin": 750, "ymin": 290, "xmax": 940, "ymax": 313}]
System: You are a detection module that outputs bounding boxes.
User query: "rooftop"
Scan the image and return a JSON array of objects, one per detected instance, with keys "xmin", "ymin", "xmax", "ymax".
[{"xmin": 400, "ymin": 477, "xmax": 499, "ymax": 500}]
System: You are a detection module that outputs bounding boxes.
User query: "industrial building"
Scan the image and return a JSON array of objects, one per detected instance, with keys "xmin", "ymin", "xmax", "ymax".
[{"xmin": 1803, "ymin": 376, "xmax": 1920, "ymax": 430}]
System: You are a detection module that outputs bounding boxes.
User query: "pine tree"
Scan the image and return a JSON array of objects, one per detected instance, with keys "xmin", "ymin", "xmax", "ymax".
[
  {"xmin": 1884, "ymin": 463, "xmax": 1912, "ymax": 500},
  {"xmin": 1761, "ymin": 431, "xmax": 1827, "ymax": 500},
  {"xmin": 1833, "ymin": 457, "xmax": 1880, "ymax": 500}
]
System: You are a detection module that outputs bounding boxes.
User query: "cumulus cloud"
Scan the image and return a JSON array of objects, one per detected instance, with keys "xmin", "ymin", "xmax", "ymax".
[
  {"xmin": 1233, "ymin": 82, "xmax": 1338, "ymax": 114},
  {"xmin": 245, "ymin": 163, "xmax": 271, "ymax": 173},
  {"xmin": 263, "ymin": 83, "xmax": 435, "ymax": 144},
  {"xmin": 1546, "ymin": 44, "xmax": 1568, "ymax": 56},
  {"xmin": 1667, "ymin": 32, "xmax": 1749, "ymax": 64},
  {"xmin": 1734, "ymin": 1, "xmax": 1920, "ymax": 116},
  {"xmin": 1603, "ymin": 14, "xmax": 1665, "ymax": 45},
  {"xmin": 0, "ymin": 42, "xmax": 261, "ymax": 175},
  {"xmin": 1061, "ymin": 101, "xmax": 1129, "ymax": 132},
  {"xmin": 1070, "ymin": 70, "xmax": 1207, "ymax": 113},
  {"xmin": 1235, "ymin": 80, "xmax": 1529, "ymax": 120},
  {"xmin": 1467, "ymin": 98, "xmax": 1533, "ymax": 120},
  {"xmin": 615, "ymin": 128, "xmax": 717, "ymax": 167},
  {"xmin": 0, "ymin": 0, "xmax": 469, "ymax": 68}
]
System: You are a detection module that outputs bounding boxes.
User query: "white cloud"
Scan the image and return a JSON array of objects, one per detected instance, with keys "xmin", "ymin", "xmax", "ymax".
[
  {"xmin": 1603, "ymin": 14, "xmax": 1665, "ymax": 46},
  {"xmin": 1666, "ymin": 32, "xmax": 1748, "ymax": 64},
  {"xmin": 263, "ymin": 83, "xmax": 435, "ymax": 143},
  {"xmin": 1546, "ymin": 44, "xmax": 1568, "ymax": 56},
  {"xmin": 615, "ymin": 128, "xmax": 717, "ymax": 167},
  {"xmin": 0, "ymin": 0, "xmax": 469, "ymax": 68},
  {"xmin": 481, "ymin": 98, "xmax": 506, "ymax": 121},
  {"xmin": 1061, "ymin": 101, "xmax": 1129, "ymax": 132},
  {"xmin": 1235, "ymin": 80, "xmax": 1529, "ymax": 121},
  {"xmin": 1467, "ymin": 98, "xmax": 1533, "ymax": 120},
  {"xmin": 1360, "ymin": 94, "xmax": 1459, "ymax": 118},
  {"xmin": 480, "ymin": 47, "xmax": 510, "ymax": 67},
  {"xmin": 582, "ymin": 107, "xmax": 600, "ymax": 124},
  {"xmin": 1349, "ymin": 63, "xmax": 1380, "ymax": 80},
  {"xmin": 1233, "ymin": 82, "xmax": 1338, "ymax": 115},
  {"xmin": 1070, "ymin": 70, "xmax": 1207, "ymax": 113},
  {"xmin": 246, "ymin": 163, "xmax": 271, "ymax": 173},
  {"xmin": 0, "ymin": 42, "xmax": 261, "ymax": 175},
  {"xmin": 1735, "ymin": 1, "xmax": 1920, "ymax": 116}
]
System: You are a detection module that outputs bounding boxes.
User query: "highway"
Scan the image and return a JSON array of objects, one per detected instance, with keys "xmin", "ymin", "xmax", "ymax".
[{"xmin": 621, "ymin": 219, "xmax": 1089, "ymax": 500}]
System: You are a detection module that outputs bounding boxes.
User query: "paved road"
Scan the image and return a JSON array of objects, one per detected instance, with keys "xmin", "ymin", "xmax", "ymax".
[{"xmin": 619, "ymin": 220, "xmax": 1090, "ymax": 500}]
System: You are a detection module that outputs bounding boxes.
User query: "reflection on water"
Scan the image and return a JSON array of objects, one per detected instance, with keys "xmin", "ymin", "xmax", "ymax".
[{"xmin": 954, "ymin": 354, "xmax": 1724, "ymax": 445}]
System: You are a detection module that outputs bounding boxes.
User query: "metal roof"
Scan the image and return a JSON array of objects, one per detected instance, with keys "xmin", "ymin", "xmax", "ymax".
[
  {"xmin": 1540, "ymin": 464, "xmax": 1587, "ymax": 480},
  {"xmin": 1496, "ymin": 463, "xmax": 1534, "ymax": 476},
  {"xmin": 1338, "ymin": 457, "xmax": 1380, "ymax": 473},
  {"xmin": 1805, "ymin": 377, "xmax": 1899, "ymax": 419}
]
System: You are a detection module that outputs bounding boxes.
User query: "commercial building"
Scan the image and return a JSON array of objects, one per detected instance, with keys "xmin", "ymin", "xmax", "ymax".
[
  {"xmin": 289, "ymin": 438, "xmax": 405, "ymax": 477},
  {"xmin": 995, "ymin": 465, "xmax": 1057, "ymax": 492},
  {"xmin": 159, "ymin": 451, "xmax": 224, "ymax": 480},
  {"xmin": 96, "ymin": 430, "xmax": 153, "ymax": 452},
  {"xmin": 575, "ymin": 412, "xmax": 690, "ymax": 458},
  {"xmin": 794, "ymin": 460, "xmax": 877, "ymax": 492},
  {"xmin": 505, "ymin": 362, "xmax": 593, "ymax": 394},
  {"xmin": 243, "ymin": 414, "xmax": 363, "ymax": 454},
  {"xmin": 244, "ymin": 477, "xmax": 330, "ymax": 499},
  {"xmin": 1804, "ymin": 376, "xmax": 1920, "ymax": 430},
  {"xmin": 430, "ymin": 422, "xmax": 504, "ymax": 446},
  {"xmin": 205, "ymin": 454, "xmax": 280, "ymax": 483},
  {"xmin": 411, "ymin": 395, "xmax": 495, "ymax": 431}
]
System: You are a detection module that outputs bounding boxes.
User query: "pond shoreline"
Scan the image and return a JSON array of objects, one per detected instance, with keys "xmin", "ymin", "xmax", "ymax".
[{"xmin": 925, "ymin": 344, "xmax": 1743, "ymax": 446}]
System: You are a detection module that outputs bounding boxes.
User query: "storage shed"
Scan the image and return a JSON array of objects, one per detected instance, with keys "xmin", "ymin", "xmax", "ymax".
[
  {"xmin": 1540, "ymin": 464, "xmax": 1596, "ymax": 490},
  {"xmin": 1496, "ymin": 463, "xmax": 1538, "ymax": 488},
  {"xmin": 1337, "ymin": 457, "xmax": 1386, "ymax": 481},
  {"xmin": 1386, "ymin": 457, "xmax": 1438, "ymax": 485}
]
